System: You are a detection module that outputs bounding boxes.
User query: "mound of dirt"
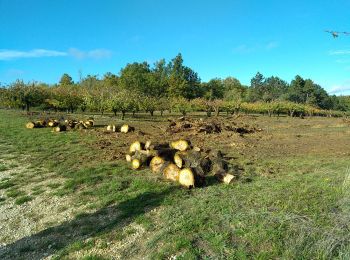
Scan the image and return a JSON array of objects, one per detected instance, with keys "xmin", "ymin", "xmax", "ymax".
[{"xmin": 166, "ymin": 117, "xmax": 262, "ymax": 135}]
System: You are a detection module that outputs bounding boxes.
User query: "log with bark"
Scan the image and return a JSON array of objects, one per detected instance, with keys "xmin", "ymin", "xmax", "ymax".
[
  {"xmin": 25, "ymin": 122, "xmax": 36, "ymax": 129},
  {"xmin": 161, "ymin": 162, "xmax": 180, "ymax": 182},
  {"xmin": 120, "ymin": 124, "xmax": 135, "ymax": 133},
  {"xmin": 54, "ymin": 125, "xmax": 67, "ymax": 132},
  {"xmin": 209, "ymin": 150, "xmax": 235, "ymax": 184},
  {"xmin": 47, "ymin": 120, "xmax": 59, "ymax": 127},
  {"xmin": 75, "ymin": 123, "xmax": 87, "ymax": 130},
  {"xmin": 130, "ymin": 151, "xmax": 152, "ymax": 170},
  {"xmin": 106, "ymin": 124, "xmax": 135, "ymax": 133},
  {"xmin": 26, "ymin": 121, "xmax": 45, "ymax": 129},
  {"xmin": 170, "ymin": 139, "xmax": 191, "ymax": 151},
  {"xmin": 149, "ymin": 156, "xmax": 165, "ymax": 173}
]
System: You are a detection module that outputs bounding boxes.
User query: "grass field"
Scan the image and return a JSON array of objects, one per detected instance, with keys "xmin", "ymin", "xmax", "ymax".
[{"xmin": 0, "ymin": 109, "xmax": 349, "ymax": 259}]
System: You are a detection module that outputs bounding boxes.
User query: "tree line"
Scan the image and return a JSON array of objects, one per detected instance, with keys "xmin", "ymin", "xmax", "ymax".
[{"xmin": 0, "ymin": 53, "xmax": 349, "ymax": 117}]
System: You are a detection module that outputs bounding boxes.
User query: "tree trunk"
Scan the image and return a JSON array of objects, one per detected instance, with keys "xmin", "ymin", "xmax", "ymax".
[
  {"xmin": 150, "ymin": 111, "xmax": 154, "ymax": 116},
  {"xmin": 209, "ymin": 150, "xmax": 235, "ymax": 184},
  {"xmin": 121, "ymin": 111, "xmax": 126, "ymax": 120}
]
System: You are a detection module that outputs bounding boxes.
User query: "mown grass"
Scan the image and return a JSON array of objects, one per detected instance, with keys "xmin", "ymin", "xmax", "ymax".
[{"xmin": 0, "ymin": 109, "xmax": 349, "ymax": 259}]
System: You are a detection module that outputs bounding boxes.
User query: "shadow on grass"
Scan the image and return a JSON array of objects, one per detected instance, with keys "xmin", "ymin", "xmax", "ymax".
[{"xmin": 0, "ymin": 187, "xmax": 175, "ymax": 259}]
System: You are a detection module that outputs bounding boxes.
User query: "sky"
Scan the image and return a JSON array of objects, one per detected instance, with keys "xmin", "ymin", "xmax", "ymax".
[{"xmin": 1, "ymin": 0, "xmax": 350, "ymax": 94}]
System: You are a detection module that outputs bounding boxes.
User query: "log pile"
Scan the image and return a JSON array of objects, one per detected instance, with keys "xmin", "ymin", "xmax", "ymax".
[
  {"xmin": 106, "ymin": 124, "xmax": 135, "ymax": 133},
  {"xmin": 125, "ymin": 139, "xmax": 236, "ymax": 188},
  {"xmin": 25, "ymin": 118, "xmax": 95, "ymax": 132},
  {"xmin": 166, "ymin": 117, "xmax": 261, "ymax": 135}
]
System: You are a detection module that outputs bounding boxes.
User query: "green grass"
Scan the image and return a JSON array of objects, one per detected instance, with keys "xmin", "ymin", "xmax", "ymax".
[
  {"xmin": 15, "ymin": 195, "xmax": 33, "ymax": 205},
  {"xmin": 0, "ymin": 164, "xmax": 8, "ymax": 171},
  {"xmin": 0, "ymin": 109, "xmax": 349, "ymax": 259}
]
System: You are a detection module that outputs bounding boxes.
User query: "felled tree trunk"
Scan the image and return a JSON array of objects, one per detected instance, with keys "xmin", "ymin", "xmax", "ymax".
[
  {"xmin": 119, "ymin": 124, "xmax": 135, "ymax": 133},
  {"xmin": 25, "ymin": 122, "xmax": 36, "ymax": 129},
  {"xmin": 48, "ymin": 121, "xmax": 59, "ymax": 127},
  {"xmin": 170, "ymin": 140, "xmax": 191, "ymax": 151},
  {"xmin": 149, "ymin": 156, "xmax": 165, "ymax": 173},
  {"xmin": 209, "ymin": 150, "xmax": 235, "ymax": 184},
  {"xmin": 130, "ymin": 151, "xmax": 152, "ymax": 170},
  {"xmin": 160, "ymin": 162, "xmax": 180, "ymax": 182},
  {"xmin": 54, "ymin": 125, "xmax": 67, "ymax": 132}
]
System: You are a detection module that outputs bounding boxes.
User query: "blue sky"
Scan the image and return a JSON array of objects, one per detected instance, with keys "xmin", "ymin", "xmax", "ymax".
[{"xmin": 1, "ymin": 0, "xmax": 350, "ymax": 94}]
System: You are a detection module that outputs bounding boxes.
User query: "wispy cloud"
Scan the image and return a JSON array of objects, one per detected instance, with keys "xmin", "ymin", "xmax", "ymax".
[
  {"xmin": 329, "ymin": 50, "xmax": 350, "ymax": 55},
  {"xmin": 329, "ymin": 80, "xmax": 350, "ymax": 94},
  {"xmin": 68, "ymin": 48, "xmax": 112, "ymax": 59},
  {"xmin": 0, "ymin": 48, "xmax": 113, "ymax": 60},
  {"xmin": 335, "ymin": 59, "xmax": 350, "ymax": 64},
  {"xmin": 232, "ymin": 41, "xmax": 279, "ymax": 54},
  {"xmin": 0, "ymin": 49, "xmax": 67, "ymax": 60},
  {"xmin": 233, "ymin": 44, "xmax": 255, "ymax": 54}
]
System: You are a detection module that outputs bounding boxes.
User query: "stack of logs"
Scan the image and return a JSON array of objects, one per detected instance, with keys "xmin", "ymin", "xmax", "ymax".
[
  {"xmin": 125, "ymin": 139, "xmax": 235, "ymax": 188},
  {"xmin": 106, "ymin": 124, "xmax": 135, "ymax": 133},
  {"xmin": 26, "ymin": 119, "xmax": 94, "ymax": 132}
]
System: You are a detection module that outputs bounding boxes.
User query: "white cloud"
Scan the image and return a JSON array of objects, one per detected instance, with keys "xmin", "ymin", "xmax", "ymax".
[
  {"xmin": 329, "ymin": 80, "xmax": 350, "ymax": 94},
  {"xmin": 232, "ymin": 41, "xmax": 279, "ymax": 54},
  {"xmin": 68, "ymin": 48, "xmax": 112, "ymax": 59},
  {"xmin": 232, "ymin": 44, "xmax": 255, "ymax": 54},
  {"xmin": 0, "ymin": 48, "xmax": 113, "ymax": 61},
  {"xmin": 329, "ymin": 50, "xmax": 350, "ymax": 55},
  {"xmin": 0, "ymin": 49, "xmax": 67, "ymax": 60}
]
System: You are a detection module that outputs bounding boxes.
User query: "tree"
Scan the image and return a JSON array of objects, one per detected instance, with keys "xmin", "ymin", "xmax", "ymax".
[
  {"xmin": 108, "ymin": 90, "xmax": 140, "ymax": 119},
  {"xmin": 247, "ymin": 72, "xmax": 265, "ymax": 102},
  {"xmin": 59, "ymin": 73, "xmax": 74, "ymax": 86},
  {"xmin": 148, "ymin": 59, "xmax": 170, "ymax": 97},
  {"xmin": 264, "ymin": 76, "xmax": 288, "ymax": 101},
  {"xmin": 119, "ymin": 62, "xmax": 151, "ymax": 94},
  {"xmin": 103, "ymin": 72, "xmax": 119, "ymax": 87},
  {"xmin": 167, "ymin": 53, "xmax": 202, "ymax": 99},
  {"xmin": 203, "ymin": 78, "xmax": 225, "ymax": 100},
  {"xmin": 83, "ymin": 82, "xmax": 110, "ymax": 115},
  {"xmin": 171, "ymin": 97, "xmax": 193, "ymax": 116}
]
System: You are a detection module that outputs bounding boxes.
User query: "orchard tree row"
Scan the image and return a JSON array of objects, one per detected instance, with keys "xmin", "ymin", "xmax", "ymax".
[{"xmin": 0, "ymin": 53, "xmax": 350, "ymax": 117}]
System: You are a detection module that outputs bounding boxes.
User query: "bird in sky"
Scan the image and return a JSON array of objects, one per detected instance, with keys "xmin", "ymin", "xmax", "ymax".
[{"xmin": 325, "ymin": 30, "xmax": 350, "ymax": 38}]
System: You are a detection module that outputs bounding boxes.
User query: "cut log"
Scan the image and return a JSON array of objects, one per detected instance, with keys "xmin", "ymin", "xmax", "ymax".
[
  {"xmin": 193, "ymin": 146, "xmax": 201, "ymax": 152},
  {"xmin": 120, "ymin": 124, "xmax": 135, "ymax": 133},
  {"xmin": 48, "ymin": 121, "xmax": 58, "ymax": 127},
  {"xmin": 36, "ymin": 120, "xmax": 46, "ymax": 127},
  {"xmin": 174, "ymin": 152, "xmax": 183, "ymax": 168},
  {"xmin": 130, "ymin": 151, "xmax": 151, "ymax": 170},
  {"xmin": 129, "ymin": 141, "xmax": 144, "ymax": 153},
  {"xmin": 54, "ymin": 125, "xmax": 67, "ymax": 132},
  {"xmin": 161, "ymin": 163, "xmax": 180, "ymax": 182},
  {"xmin": 25, "ymin": 122, "xmax": 36, "ymax": 129},
  {"xmin": 131, "ymin": 159, "xmax": 141, "ymax": 170},
  {"xmin": 125, "ymin": 154, "xmax": 132, "ymax": 162},
  {"xmin": 85, "ymin": 119, "xmax": 94, "ymax": 127},
  {"xmin": 170, "ymin": 140, "xmax": 191, "ymax": 151},
  {"xmin": 179, "ymin": 168, "xmax": 195, "ymax": 188},
  {"xmin": 209, "ymin": 150, "xmax": 235, "ymax": 184},
  {"xmin": 149, "ymin": 156, "xmax": 165, "ymax": 173},
  {"xmin": 219, "ymin": 173, "xmax": 235, "ymax": 184},
  {"xmin": 148, "ymin": 148, "xmax": 177, "ymax": 161},
  {"xmin": 106, "ymin": 125, "xmax": 116, "ymax": 132},
  {"xmin": 144, "ymin": 140, "xmax": 152, "ymax": 150},
  {"xmin": 75, "ymin": 123, "xmax": 87, "ymax": 130}
]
